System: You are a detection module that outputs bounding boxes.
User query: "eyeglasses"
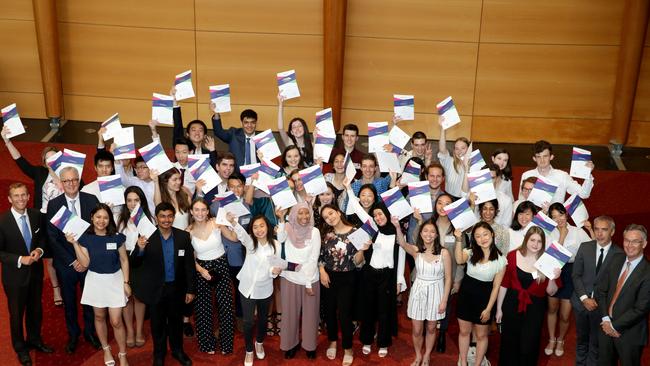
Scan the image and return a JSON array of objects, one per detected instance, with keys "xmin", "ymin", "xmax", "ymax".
[
  {"xmin": 61, "ymin": 178, "xmax": 79, "ymax": 185},
  {"xmin": 624, "ymin": 238, "xmax": 645, "ymax": 245}
]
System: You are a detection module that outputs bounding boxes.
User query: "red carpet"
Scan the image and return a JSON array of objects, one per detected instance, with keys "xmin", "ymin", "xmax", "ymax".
[{"xmin": 0, "ymin": 141, "xmax": 649, "ymax": 365}]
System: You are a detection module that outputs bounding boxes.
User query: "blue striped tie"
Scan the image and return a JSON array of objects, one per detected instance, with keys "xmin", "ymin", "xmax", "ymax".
[{"xmin": 20, "ymin": 215, "xmax": 31, "ymax": 252}]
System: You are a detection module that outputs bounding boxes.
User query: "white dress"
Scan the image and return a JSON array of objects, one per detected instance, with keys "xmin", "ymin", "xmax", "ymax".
[
  {"xmin": 173, "ymin": 210, "xmax": 189, "ymax": 230},
  {"xmin": 407, "ymin": 253, "xmax": 445, "ymax": 321}
]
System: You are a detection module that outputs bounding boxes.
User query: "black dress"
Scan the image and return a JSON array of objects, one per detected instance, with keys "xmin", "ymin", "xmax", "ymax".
[{"xmin": 498, "ymin": 268, "xmax": 547, "ymax": 366}]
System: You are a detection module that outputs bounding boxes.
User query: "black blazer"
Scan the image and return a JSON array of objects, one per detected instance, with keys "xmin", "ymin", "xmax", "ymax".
[
  {"xmin": 596, "ymin": 255, "xmax": 650, "ymax": 346},
  {"xmin": 128, "ymin": 227, "xmax": 196, "ymax": 305},
  {"xmin": 571, "ymin": 240, "xmax": 624, "ymax": 311},
  {"xmin": 0, "ymin": 208, "xmax": 45, "ymax": 287},
  {"xmin": 46, "ymin": 192, "xmax": 99, "ymax": 268}
]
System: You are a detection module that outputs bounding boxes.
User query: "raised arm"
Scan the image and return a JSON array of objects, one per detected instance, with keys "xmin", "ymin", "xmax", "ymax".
[
  {"xmin": 210, "ymin": 103, "xmax": 232, "ymax": 143},
  {"xmin": 1, "ymin": 125, "xmax": 21, "ymax": 160},
  {"xmin": 438, "ymin": 118, "xmax": 448, "ymax": 155},
  {"xmin": 66, "ymin": 234, "xmax": 91, "ymax": 268},
  {"xmin": 392, "ymin": 215, "xmax": 419, "ymax": 257},
  {"xmin": 454, "ymin": 229, "xmax": 469, "ymax": 264},
  {"xmin": 277, "ymin": 93, "xmax": 292, "ymax": 148}
]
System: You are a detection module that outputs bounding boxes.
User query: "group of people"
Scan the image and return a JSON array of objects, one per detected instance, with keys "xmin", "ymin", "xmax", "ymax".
[{"xmin": 0, "ymin": 89, "xmax": 648, "ymax": 366}]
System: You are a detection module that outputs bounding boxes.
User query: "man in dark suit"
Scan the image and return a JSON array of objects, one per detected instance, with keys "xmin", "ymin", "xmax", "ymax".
[
  {"xmin": 596, "ymin": 223, "xmax": 650, "ymax": 366},
  {"xmin": 571, "ymin": 216, "xmax": 623, "ymax": 365},
  {"xmin": 0, "ymin": 182, "xmax": 54, "ymax": 365},
  {"xmin": 45, "ymin": 166, "xmax": 101, "ymax": 353},
  {"xmin": 212, "ymin": 108, "xmax": 259, "ymax": 170},
  {"xmin": 130, "ymin": 202, "xmax": 196, "ymax": 366}
]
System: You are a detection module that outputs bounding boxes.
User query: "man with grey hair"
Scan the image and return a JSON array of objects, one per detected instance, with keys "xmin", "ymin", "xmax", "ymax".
[
  {"xmin": 46, "ymin": 166, "xmax": 102, "ymax": 353},
  {"xmin": 571, "ymin": 216, "xmax": 623, "ymax": 365},
  {"xmin": 596, "ymin": 223, "xmax": 650, "ymax": 366}
]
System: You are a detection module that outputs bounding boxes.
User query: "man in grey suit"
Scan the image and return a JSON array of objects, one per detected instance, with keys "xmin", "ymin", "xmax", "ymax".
[
  {"xmin": 596, "ymin": 224, "xmax": 650, "ymax": 366},
  {"xmin": 571, "ymin": 216, "xmax": 623, "ymax": 365}
]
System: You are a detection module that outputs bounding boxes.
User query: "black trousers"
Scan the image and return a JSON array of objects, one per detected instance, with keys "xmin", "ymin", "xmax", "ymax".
[
  {"xmin": 598, "ymin": 331, "xmax": 644, "ymax": 366},
  {"xmin": 359, "ymin": 267, "xmax": 394, "ymax": 348},
  {"xmin": 150, "ymin": 283, "xmax": 185, "ymax": 359},
  {"xmin": 3, "ymin": 276, "xmax": 43, "ymax": 355},
  {"xmin": 240, "ymin": 293, "xmax": 271, "ymax": 353},
  {"xmin": 574, "ymin": 306, "xmax": 601, "ymax": 366},
  {"xmin": 55, "ymin": 263, "xmax": 95, "ymax": 339},
  {"xmin": 323, "ymin": 270, "xmax": 355, "ymax": 349},
  {"xmin": 229, "ymin": 265, "xmax": 243, "ymax": 318}
]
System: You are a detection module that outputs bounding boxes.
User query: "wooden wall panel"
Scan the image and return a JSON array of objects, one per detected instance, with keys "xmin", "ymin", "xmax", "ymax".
[
  {"xmin": 474, "ymin": 44, "xmax": 618, "ymax": 119},
  {"xmin": 0, "ymin": 0, "xmax": 33, "ymax": 20},
  {"xmin": 58, "ymin": 23, "xmax": 196, "ymax": 100},
  {"xmin": 627, "ymin": 121, "xmax": 650, "ymax": 147},
  {"xmin": 481, "ymin": 0, "xmax": 623, "ymax": 45},
  {"xmin": 347, "ymin": 0, "xmax": 481, "ymax": 42},
  {"xmin": 0, "ymin": 92, "xmax": 46, "ymax": 119},
  {"xmin": 342, "ymin": 37, "xmax": 478, "ymax": 114},
  {"xmin": 472, "ymin": 116, "xmax": 610, "ymax": 145},
  {"xmin": 195, "ymin": 0, "xmax": 322, "ymax": 34},
  {"xmin": 632, "ymin": 47, "xmax": 650, "ymax": 121},
  {"xmin": 57, "ymin": 0, "xmax": 194, "ymax": 29},
  {"xmin": 195, "ymin": 32, "xmax": 323, "ymax": 108}
]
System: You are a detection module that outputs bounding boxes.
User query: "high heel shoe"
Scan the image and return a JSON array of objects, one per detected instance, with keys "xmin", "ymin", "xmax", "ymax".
[
  {"xmin": 554, "ymin": 339, "xmax": 565, "ymax": 357},
  {"xmin": 118, "ymin": 351, "xmax": 128, "ymax": 366},
  {"xmin": 544, "ymin": 338, "xmax": 557, "ymax": 356},
  {"xmin": 52, "ymin": 285, "xmax": 63, "ymax": 307},
  {"xmin": 102, "ymin": 345, "xmax": 115, "ymax": 366}
]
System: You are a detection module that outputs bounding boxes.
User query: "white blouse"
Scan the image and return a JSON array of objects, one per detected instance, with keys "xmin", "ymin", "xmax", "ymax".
[
  {"xmin": 234, "ymin": 223, "xmax": 279, "ymax": 299},
  {"xmin": 121, "ymin": 221, "xmax": 139, "ymax": 252},
  {"xmin": 463, "ymin": 249, "xmax": 507, "ymax": 282},
  {"xmin": 191, "ymin": 228, "xmax": 226, "ymax": 261},
  {"xmin": 367, "ymin": 232, "xmax": 407, "ymax": 292},
  {"xmin": 550, "ymin": 225, "xmax": 591, "ymax": 263},
  {"xmin": 437, "ymin": 152, "xmax": 464, "ymax": 198},
  {"xmin": 277, "ymin": 224, "xmax": 321, "ymax": 288}
]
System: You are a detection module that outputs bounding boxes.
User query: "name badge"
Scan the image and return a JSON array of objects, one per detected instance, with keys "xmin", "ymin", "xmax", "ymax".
[
  {"xmin": 335, "ymin": 240, "xmax": 347, "ymax": 251},
  {"xmin": 178, "ymin": 249, "xmax": 185, "ymax": 257},
  {"xmin": 106, "ymin": 242, "xmax": 117, "ymax": 250}
]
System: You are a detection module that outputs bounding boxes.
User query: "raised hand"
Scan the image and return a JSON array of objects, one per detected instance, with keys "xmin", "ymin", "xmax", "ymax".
[{"xmin": 204, "ymin": 135, "xmax": 216, "ymax": 152}]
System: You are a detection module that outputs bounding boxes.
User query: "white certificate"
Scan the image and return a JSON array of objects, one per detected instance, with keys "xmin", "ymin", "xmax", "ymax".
[
  {"xmin": 469, "ymin": 149, "xmax": 486, "ymax": 173},
  {"xmin": 299, "ymin": 165, "xmax": 328, "ymax": 196},
  {"xmin": 564, "ymin": 194, "xmax": 589, "ymax": 228},
  {"xmin": 50, "ymin": 205, "xmax": 90, "ymax": 241},
  {"xmin": 380, "ymin": 187, "xmax": 413, "ymax": 220},
  {"xmin": 130, "ymin": 204, "xmax": 157, "ymax": 238},
  {"xmin": 240, "ymin": 163, "xmax": 261, "ymax": 185},
  {"xmin": 59, "ymin": 149, "xmax": 86, "ymax": 178},
  {"xmin": 188, "ymin": 157, "xmax": 222, "ymax": 194},
  {"xmin": 368, "ymin": 122, "xmax": 389, "ymax": 153},
  {"xmin": 213, "ymin": 191, "xmax": 250, "ymax": 218},
  {"xmin": 174, "ymin": 70, "xmax": 195, "ymax": 101},
  {"xmin": 436, "ymin": 96, "xmax": 461, "ymax": 130},
  {"xmin": 277, "ymin": 69, "xmax": 300, "ymax": 100},
  {"xmin": 467, "ymin": 168, "xmax": 496, "ymax": 204},
  {"xmin": 315, "ymin": 108, "xmax": 336, "ymax": 137},
  {"xmin": 569, "ymin": 147, "xmax": 592, "ymax": 180},
  {"xmin": 393, "ymin": 94, "xmax": 415, "ymax": 121},
  {"xmin": 187, "ymin": 153, "xmax": 210, "ymax": 167},
  {"xmin": 253, "ymin": 129, "xmax": 281, "ymax": 161},
  {"xmin": 268, "ymin": 176, "xmax": 297, "ymax": 210},
  {"xmin": 97, "ymin": 174, "xmax": 125, "ymax": 205},
  {"xmin": 313, "ymin": 133, "xmax": 335, "ymax": 162},
  {"xmin": 389, "ymin": 124, "xmax": 411, "ymax": 151},
  {"xmin": 113, "ymin": 127, "xmax": 136, "ymax": 160},
  {"xmin": 376, "ymin": 151, "xmax": 401, "ymax": 173},
  {"xmin": 254, "ymin": 159, "xmax": 281, "ymax": 194},
  {"xmin": 532, "ymin": 211, "xmax": 558, "ymax": 235},
  {"xmin": 152, "ymin": 93, "xmax": 174, "ymax": 125},
  {"xmin": 138, "ymin": 140, "xmax": 174, "ymax": 174},
  {"xmin": 534, "ymin": 241, "xmax": 572, "ymax": 279},
  {"xmin": 401, "ymin": 159, "xmax": 421, "ymax": 185},
  {"xmin": 443, "ymin": 198, "xmax": 478, "ymax": 232},
  {"xmin": 408, "ymin": 181, "xmax": 433, "ymax": 213},
  {"xmin": 1, "ymin": 103, "xmax": 26, "ymax": 139},
  {"xmin": 101, "ymin": 112, "xmax": 122, "ymax": 140},
  {"xmin": 347, "ymin": 219, "xmax": 378, "ymax": 250},
  {"xmin": 344, "ymin": 153, "xmax": 357, "ymax": 180},
  {"xmin": 215, "ymin": 207, "xmax": 232, "ymax": 228},
  {"xmin": 209, "ymin": 84, "xmax": 231, "ymax": 113},
  {"xmin": 528, "ymin": 177, "xmax": 559, "ymax": 208}
]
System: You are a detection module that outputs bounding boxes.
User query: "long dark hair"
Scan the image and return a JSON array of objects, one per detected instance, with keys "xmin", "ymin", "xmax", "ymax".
[
  {"xmin": 159, "ymin": 167, "xmax": 190, "ymax": 214},
  {"xmin": 314, "ymin": 182, "xmax": 340, "ymax": 209},
  {"xmin": 416, "ymin": 218, "xmax": 442, "ymax": 255},
  {"xmin": 511, "ymin": 201, "xmax": 539, "ymax": 230},
  {"xmin": 88, "ymin": 203, "xmax": 118, "ymax": 236},
  {"xmin": 491, "ymin": 148, "xmax": 512, "ymax": 181},
  {"xmin": 287, "ymin": 117, "xmax": 313, "ymax": 164},
  {"xmin": 248, "ymin": 215, "xmax": 276, "ymax": 254},
  {"xmin": 118, "ymin": 186, "xmax": 152, "ymax": 231},
  {"xmin": 469, "ymin": 221, "xmax": 500, "ymax": 265},
  {"xmin": 320, "ymin": 204, "xmax": 354, "ymax": 236},
  {"xmin": 433, "ymin": 193, "xmax": 456, "ymax": 236}
]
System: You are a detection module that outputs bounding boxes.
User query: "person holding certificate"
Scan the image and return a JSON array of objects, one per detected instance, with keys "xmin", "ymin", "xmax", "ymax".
[
  {"xmin": 454, "ymin": 222, "xmax": 507, "ymax": 366},
  {"xmin": 509, "ymin": 201, "xmax": 539, "ymax": 253},
  {"xmin": 359, "ymin": 204, "xmax": 406, "ymax": 358},
  {"xmin": 275, "ymin": 203, "xmax": 321, "ymax": 359},
  {"xmin": 437, "ymin": 119, "xmax": 470, "ymax": 199},
  {"xmin": 349, "ymin": 155, "xmax": 396, "ymax": 199},
  {"xmin": 496, "ymin": 226, "xmax": 561, "ymax": 365},
  {"xmin": 288, "ymin": 169, "xmax": 314, "ymax": 206},
  {"xmin": 318, "ymin": 204, "xmax": 365, "ymax": 366},
  {"xmin": 478, "ymin": 199, "xmax": 510, "ymax": 256},
  {"xmin": 65, "ymin": 203, "xmax": 130, "ymax": 366},
  {"xmin": 152, "ymin": 168, "xmax": 191, "ymax": 230},
  {"xmin": 277, "ymin": 93, "xmax": 314, "ymax": 165},
  {"xmin": 212, "ymin": 107, "xmax": 259, "ymax": 170},
  {"xmin": 313, "ymin": 182, "xmax": 341, "ymax": 230},
  {"xmin": 228, "ymin": 214, "xmax": 282, "ymax": 366},
  {"xmin": 330, "ymin": 124, "xmax": 363, "ymax": 179},
  {"xmin": 544, "ymin": 202, "xmax": 594, "ymax": 358},
  {"xmin": 490, "ymin": 149, "xmax": 514, "ymax": 201},
  {"xmin": 171, "ymin": 88, "xmax": 211, "ymax": 156},
  {"xmin": 187, "ymin": 199, "xmax": 236, "ymax": 355},
  {"xmin": 278, "ymin": 145, "xmax": 306, "ymax": 178},
  {"xmin": 116, "ymin": 186, "xmax": 152, "ymax": 348},
  {"xmin": 324, "ymin": 153, "xmax": 348, "ymax": 195}
]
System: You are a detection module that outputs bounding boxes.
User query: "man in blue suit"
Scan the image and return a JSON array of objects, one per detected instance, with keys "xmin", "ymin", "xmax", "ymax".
[
  {"xmin": 212, "ymin": 108, "xmax": 259, "ymax": 170},
  {"xmin": 46, "ymin": 166, "xmax": 101, "ymax": 353}
]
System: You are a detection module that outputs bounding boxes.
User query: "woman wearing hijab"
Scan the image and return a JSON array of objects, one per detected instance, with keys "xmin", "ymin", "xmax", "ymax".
[
  {"xmin": 275, "ymin": 203, "xmax": 322, "ymax": 359},
  {"xmin": 359, "ymin": 203, "xmax": 406, "ymax": 358}
]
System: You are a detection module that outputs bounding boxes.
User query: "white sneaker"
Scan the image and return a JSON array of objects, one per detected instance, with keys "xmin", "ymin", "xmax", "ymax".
[
  {"xmin": 254, "ymin": 342, "xmax": 265, "ymax": 359},
  {"xmin": 362, "ymin": 344, "xmax": 371, "ymax": 355},
  {"xmin": 244, "ymin": 351, "xmax": 254, "ymax": 366}
]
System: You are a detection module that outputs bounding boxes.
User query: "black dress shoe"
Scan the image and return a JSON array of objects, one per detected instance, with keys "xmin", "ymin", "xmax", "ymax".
[
  {"xmin": 284, "ymin": 345, "xmax": 299, "ymax": 359},
  {"xmin": 153, "ymin": 357, "xmax": 165, "ymax": 366},
  {"xmin": 18, "ymin": 352, "xmax": 32, "ymax": 366},
  {"xmin": 182, "ymin": 322, "xmax": 194, "ymax": 337},
  {"xmin": 436, "ymin": 330, "xmax": 446, "ymax": 353},
  {"xmin": 65, "ymin": 337, "xmax": 78, "ymax": 354},
  {"xmin": 306, "ymin": 350, "xmax": 317, "ymax": 359},
  {"xmin": 27, "ymin": 341, "xmax": 54, "ymax": 353},
  {"xmin": 84, "ymin": 333, "xmax": 102, "ymax": 350},
  {"xmin": 171, "ymin": 351, "xmax": 192, "ymax": 366}
]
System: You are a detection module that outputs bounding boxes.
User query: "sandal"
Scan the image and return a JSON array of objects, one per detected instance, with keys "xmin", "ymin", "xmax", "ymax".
[
  {"xmin": 544, "ymin": 338, "xmax": 556, "ymax": 356},
  {"xmin": 126, "ymin": 337, "xmax": 135, "ymax": 348},
  {"xmin": 342, "ymin": 351, "xmax": 354, "ymax": 366},
  {"xmin": 326, "ymin": 344, "xmax": 337, "ymax": 360},
  {"xmin": 52, "ymin": 285, "xmax": 63, "ymax": 307},
  {"xmin": 118, "ymin": 351, "xmax": 128, "ymax": 366},
  {"xmin": 134, "ymin": 337, "xmax": 145, "ymax": 347},
  {"xmin": 554, "ymin": 339, "xmax": 565, "ymax": 357},
  {"xmin": 378, "ymin": 347, "xmax": 388, "ymax": 358},
  {"xmin": 102, "ymin": 345, "xmax": 115, "ymax": 366}
]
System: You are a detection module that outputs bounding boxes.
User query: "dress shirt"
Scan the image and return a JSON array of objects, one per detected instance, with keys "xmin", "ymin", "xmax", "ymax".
[
  {"xmin": 579, "ymin": 242, "xmax": 612, "ymax": 301},
  {"xmin": 160, "ymin": 231, "xmax": 175, "ymax": 282},
  {"xmin": 520, "ymin": 165, "xmax": 594, "ymax": 203},
  {"xmin": 66, "ymin": 194, "xmax": 81, "ymax": 215},
  {"xmin": 601, "ymin": 255, "xmax": 644, "ymax": 326},
  {"xmin": 11, "ymin": 207, "xmax": 42, "ymax": 268},
  {"xmin": 234, "ymin": 224, "xmax": 278, "ymax": 299}
]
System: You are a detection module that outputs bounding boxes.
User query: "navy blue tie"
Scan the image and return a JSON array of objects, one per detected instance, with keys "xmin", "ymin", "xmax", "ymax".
[{"xmin": 245, "ymin": 137, "xmax": 251, "ymax": 165}]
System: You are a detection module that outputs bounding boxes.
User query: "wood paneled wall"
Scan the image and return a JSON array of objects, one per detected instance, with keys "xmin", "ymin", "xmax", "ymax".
[{"xmin": 2, "ymin": 1, "xmax": 649, "ymax": 147}]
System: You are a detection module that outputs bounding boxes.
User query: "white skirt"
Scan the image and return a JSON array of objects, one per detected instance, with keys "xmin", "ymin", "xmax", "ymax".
[{"xmin": 81, "ymin": 270, "xmax": 128, "ymax": 308}]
